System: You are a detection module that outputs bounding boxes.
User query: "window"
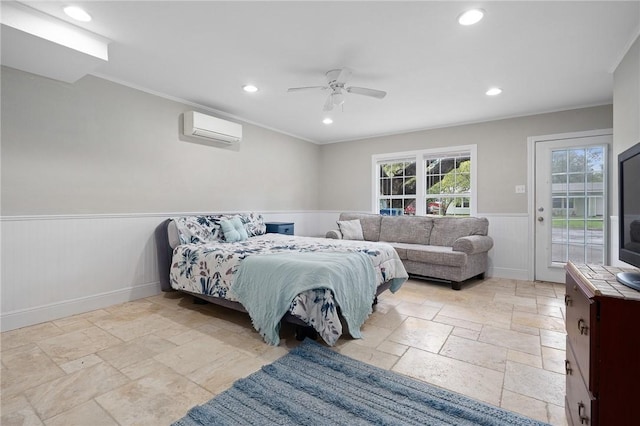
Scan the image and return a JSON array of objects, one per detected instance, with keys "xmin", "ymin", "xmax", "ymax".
[
  {"xmin": 373, "ymin": 146, "xmax": 476, "ymax": 216},
  {"xmin": 425, "ymin": 152, "xmax": 471, "ymax": 217},
  {"xmin": 378, "ymin": 159, "xmax": 416, "ymax": 216}
]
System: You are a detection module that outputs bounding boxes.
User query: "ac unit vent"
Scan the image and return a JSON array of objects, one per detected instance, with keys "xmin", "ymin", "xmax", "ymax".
[{"xmin": 183, "ymin": 111, "xmax": 242, "ymax": 144}]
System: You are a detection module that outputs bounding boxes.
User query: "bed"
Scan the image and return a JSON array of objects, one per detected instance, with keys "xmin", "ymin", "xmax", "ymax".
[{"xmin": 155, "ymin": 214, "xmax": 408, "ymax": 346}]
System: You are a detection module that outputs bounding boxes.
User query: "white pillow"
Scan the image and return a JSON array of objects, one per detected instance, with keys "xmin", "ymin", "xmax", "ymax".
[{"xmin": 337, "ymin": 219, "xmax": 364, "ymax": 240}]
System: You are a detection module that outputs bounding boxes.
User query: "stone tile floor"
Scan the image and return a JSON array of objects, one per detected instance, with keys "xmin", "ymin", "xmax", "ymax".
[{"xmin": 1, "ymin": 277, "xmax": 567, "ymax": 425}]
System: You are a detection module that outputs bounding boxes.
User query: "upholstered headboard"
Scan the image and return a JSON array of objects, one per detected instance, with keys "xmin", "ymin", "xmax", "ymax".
[{"xmin": 154, "ymin": 219, "xmax": 174, "ymax": 292}]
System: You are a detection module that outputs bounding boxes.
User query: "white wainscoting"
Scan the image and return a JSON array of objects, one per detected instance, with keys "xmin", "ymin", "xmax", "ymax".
[
  {"xmin": 480, "ymin": 214, "xmax": 531, "ymax": 280},
  {"xmin": 1, "ymin": 211, "xmax": 531, "ymax": 332},
  {"xmin": 261, "ymin": 211, "xmax": 340, "ymax": 237},
  {"xmin": 0, "ymin": 211, "xmax": 337, "ymax": 331},
  {"xmin": 1, "ymin": 214, "xmax": 165, "ymax": 332}
]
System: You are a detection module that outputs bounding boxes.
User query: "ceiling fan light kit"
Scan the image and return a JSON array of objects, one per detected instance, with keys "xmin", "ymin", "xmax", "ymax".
[{"xmin": 288, "ymin": 67, "xmax": 387, "ymax": 111}]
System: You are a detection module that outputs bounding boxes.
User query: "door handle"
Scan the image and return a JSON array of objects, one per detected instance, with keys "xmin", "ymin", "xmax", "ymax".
[{"xmin": 537, "ymin": 217, "xmax": 544, "ymax": 222}]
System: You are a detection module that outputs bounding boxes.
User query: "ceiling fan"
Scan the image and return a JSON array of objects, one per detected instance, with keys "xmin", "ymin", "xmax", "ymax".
[{"xmin": 287, "ymin": 68, "xmax": 387, "ymax": 111}]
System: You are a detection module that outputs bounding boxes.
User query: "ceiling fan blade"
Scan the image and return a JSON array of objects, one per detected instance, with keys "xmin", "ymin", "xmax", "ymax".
[
  {"xmin": 287, "ymin": 86, "xmax": 328, "ymax": 92},
  {"xmin": 346, "ymin": 86, "xmax": 387, "ymax": 99},
  {"xmin": 323, "ymin": 94, "xmax": 334, "ymax": 111},
  {"xmin": 335, "ymin": 67, "xmax": 352, "ymax": 84}
]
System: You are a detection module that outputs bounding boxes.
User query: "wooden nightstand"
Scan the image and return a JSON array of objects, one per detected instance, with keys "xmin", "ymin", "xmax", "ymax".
[{"xmin": 265, "ymin": 222, "xmax": 294, "ymax": 235}]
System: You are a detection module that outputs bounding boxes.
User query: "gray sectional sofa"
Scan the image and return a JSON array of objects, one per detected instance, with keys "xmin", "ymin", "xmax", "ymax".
[{"xmin": 326, "ymin": 213, "xmax": 493, "ymax": 290}]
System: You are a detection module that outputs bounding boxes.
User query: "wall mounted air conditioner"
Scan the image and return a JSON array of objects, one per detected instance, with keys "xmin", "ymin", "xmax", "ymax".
[{"xmin": 183, "ymin": 111, "xmax": 242, "ymax": 144}]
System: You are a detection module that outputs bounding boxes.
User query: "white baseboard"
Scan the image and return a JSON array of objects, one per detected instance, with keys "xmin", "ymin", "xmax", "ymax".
[
  {"xmin": 1, "ymin": 282, "xmax": 161, "ymax": 332},
  {"xmin": 488, "ymin": 267, "xmax": 529, "ymax": 281}
]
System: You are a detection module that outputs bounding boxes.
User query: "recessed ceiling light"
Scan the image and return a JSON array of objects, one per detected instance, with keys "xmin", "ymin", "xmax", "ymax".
[
  {"xmin": 63, "ymin": 6, "xmax": 92, "ymax": 22},
  {"xmin": 458, "ymin": 9, "xmax": 484, "ymax": 26},
  {"xmin": 323, "ymin": 118, "xmax": 333, "ymax": 125},
  {"xmin": 486, "ymin": 87, "xmax": 502, "ymax": 96},
  {"xmin": 242, "ymin": 85, "xmax": 258, "ymax": 93}
]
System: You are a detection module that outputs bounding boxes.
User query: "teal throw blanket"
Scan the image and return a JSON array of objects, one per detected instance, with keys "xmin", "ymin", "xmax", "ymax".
[{"xmin": 232, "ymin": 252, "xmax": 377, "ymax": 346}]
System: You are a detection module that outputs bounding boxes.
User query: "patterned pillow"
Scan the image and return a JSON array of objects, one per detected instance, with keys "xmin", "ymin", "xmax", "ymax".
[
  {"xmin": 237, "ymin": 212, "xmax": 267, "ymax": 237},
  {"xmin": 172, "ymin": 216, "xmax": 222, "ymax": 244},
  {"xmin": 173, "ymin": 213, "xmax": 266, "ymax": 244}
]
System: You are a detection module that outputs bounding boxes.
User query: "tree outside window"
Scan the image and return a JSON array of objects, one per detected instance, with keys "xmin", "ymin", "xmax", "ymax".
[
  {"xmin": 378, "ymin": 160, "xmax": 416, "ymax": 215},
  {"xmin": 374, "ymin": 147, "xmax": 475, "ymax": 216},
  {"xmin": 426, "ymin": 158, "xmax": 471, "ymax": 216}
]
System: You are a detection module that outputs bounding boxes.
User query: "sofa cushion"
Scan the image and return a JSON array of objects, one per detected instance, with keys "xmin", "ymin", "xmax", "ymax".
[
  {"xmin": 387, "ymin": 242, "xmax": 415, "ymax": 260},
  {"xmin": 338, "ymin": 213, "xmax": 382, "ymax": 242},
  {"xmin": 379, "ymin": 216, "xmax": 433, "ymax": 245},
  {"xmin": 337, "ymin": 219, "xmax": 364, "ymax": 240},
  {"xmin": 406, "ymin": 245, "xmax": 467, "ymax": 267},
  {"xmin": 429, "ymin": 217, "xmax": 489, "ymax": 247}
]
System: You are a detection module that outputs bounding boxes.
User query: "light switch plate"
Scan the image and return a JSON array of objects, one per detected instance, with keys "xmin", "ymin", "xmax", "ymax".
[{"xmin": 515, "ymin": 185, "xmax": 526, "ymax": 194}]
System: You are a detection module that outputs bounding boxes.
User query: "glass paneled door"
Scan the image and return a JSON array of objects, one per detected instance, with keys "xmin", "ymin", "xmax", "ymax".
[
  {"xmin": 551, "ymin": 146, "xmax": 606, "ymax": 264},
  {"xmin": 534, "ymin": 134, "xmax": 610, "ymax": 283}
]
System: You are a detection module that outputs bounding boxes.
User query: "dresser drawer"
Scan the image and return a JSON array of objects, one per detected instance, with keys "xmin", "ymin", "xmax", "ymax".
[
  {"xmin": 566, "ymin": 341, "xmax": 598, "ymax": 426},
  {"xmin": 265, "ymin": 222, "xmax": 294, "ymax": 235},
  {"xmin": 565, "ymin": 277, "xmax": 596, "ymax": 391}
]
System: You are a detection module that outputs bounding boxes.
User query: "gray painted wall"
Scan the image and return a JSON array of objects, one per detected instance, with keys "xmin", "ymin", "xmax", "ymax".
[
  {"xmin": 1, "ymin": 66, "xmax": 320, "ymax": 215},
  {"xmin": 1, "ymin": 65, "xmax": 618, "ymax": 218},
  {"xmin": 318, "ymin": 105, "xmax": 613, "ymax": 214},
  {"xmin": 613, "ymin": 35, "xmax": 640, "ymax": 216}
]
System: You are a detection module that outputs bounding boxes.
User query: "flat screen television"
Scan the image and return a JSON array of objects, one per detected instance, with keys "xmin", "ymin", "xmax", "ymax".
[{"xmin": 617, "ymin": 141, "xmax": 640, "ymax": 291}]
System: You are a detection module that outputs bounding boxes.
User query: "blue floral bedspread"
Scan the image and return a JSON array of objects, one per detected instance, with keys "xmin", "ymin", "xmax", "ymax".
[{"xmin": 170, "ymin": 234, "xmax": 408, "ymax": 345}]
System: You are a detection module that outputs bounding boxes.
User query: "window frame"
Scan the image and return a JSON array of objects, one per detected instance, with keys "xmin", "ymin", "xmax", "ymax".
[{"xmin": 371, "ymin": 145, "xmax": 477, "ymax": 216}]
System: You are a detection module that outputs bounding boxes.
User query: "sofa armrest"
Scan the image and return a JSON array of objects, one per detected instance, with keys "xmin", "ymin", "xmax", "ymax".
[
  {"xmin": 452, "ymin": 235, "xmax": 494, "ymax": 254},
  {"xmin": 325, "ymin": 229, "xmax": 343, "ymax": 239}
]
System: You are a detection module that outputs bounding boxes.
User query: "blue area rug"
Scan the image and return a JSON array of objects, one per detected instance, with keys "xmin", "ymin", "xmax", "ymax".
[{"xmin": 173, "ymin": 339, "xmax": 550, "ymax": 426}]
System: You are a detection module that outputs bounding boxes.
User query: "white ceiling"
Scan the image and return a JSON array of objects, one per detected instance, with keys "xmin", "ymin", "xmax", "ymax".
[{"xmin": 2, "ymin": 1, "xmax": 639, "ymax": 144}]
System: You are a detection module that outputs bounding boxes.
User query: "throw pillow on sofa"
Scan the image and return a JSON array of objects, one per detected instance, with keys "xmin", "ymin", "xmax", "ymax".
[{"xmin": 337, "ymin": 219, "xmax": 364, "ymax": 240}]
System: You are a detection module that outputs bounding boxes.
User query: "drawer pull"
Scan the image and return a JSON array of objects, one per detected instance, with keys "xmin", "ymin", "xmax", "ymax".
[
  {"xmin": 578, "ymin": 402, "xmax": 588, "ymax": 424},
  {"xmin": 565, "ymin": 360, "xmax": 572, "ymax": 375},
  {"xmin": 578, "ymin": 319, "xmax": 589, "ymax": 335},
  {"xmin": 564, "ymin": 294, "xmax": 572, "ymax": 306}
]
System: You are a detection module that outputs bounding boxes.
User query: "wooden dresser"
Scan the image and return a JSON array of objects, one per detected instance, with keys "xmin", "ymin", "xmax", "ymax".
[{"xmin": 565, "ymin": 262, "xmax": 640, "ymax": 425}]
